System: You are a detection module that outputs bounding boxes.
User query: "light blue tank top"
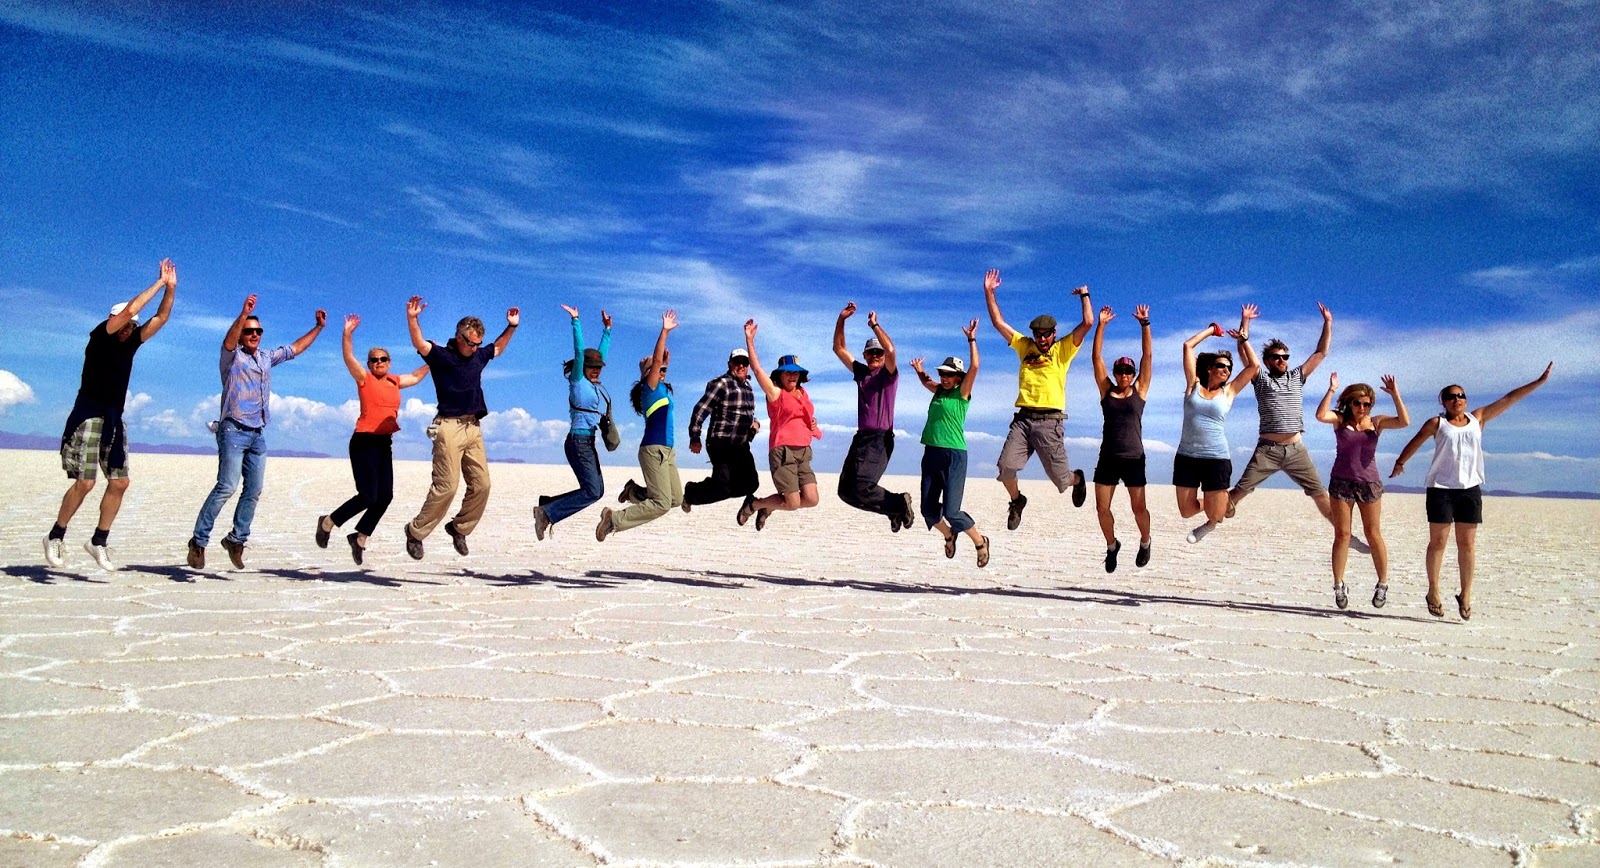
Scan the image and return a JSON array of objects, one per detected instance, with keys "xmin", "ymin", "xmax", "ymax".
[{"xmin": 1179, "ymin": 388, "xmax": 1232, "ymax": 459}]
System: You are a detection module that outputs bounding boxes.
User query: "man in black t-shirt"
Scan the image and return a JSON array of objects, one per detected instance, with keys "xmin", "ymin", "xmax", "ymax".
[{"xmin": 46, "ymin": 259, "xmax": 177, "ymax": 571}]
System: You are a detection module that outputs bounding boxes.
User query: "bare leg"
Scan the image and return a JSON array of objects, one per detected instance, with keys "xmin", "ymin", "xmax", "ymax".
[
  {"xmin": 1128, "ymin": 486, "xmax": 1152, "ymax": 544},
  {"xmin": 1000, "ymin": 477, "xmax": 1020, "ymax": 501},
  {"xmin": 97, "ymin": 478, "xmax": 129, "ymax": 532},
  {"xmin": 1094, "ymin": 483, "xmax": 1117, "ymax": 547},
  {"xmin": 1358, "ymin": 499, "xmax": 1387, "ymax": 584},
  {"xmin": 962, "ymin": 526, "xmax": 985, "ymax": 546},
  {"xmin": 797, "ymin": 483, "xmax": 820, "ymax": 509},
  {"xmin": 1426, "ymin": 522, "xmax": 1451, "ymax": 609},
  {"xmin": 1455, "ymin": 523, "xmax": 1478, "ymax": 606},
  {"xmin": 1202, "ymin": 490, "xmax": 1229, "ymax": 524},
  {"xmin": 1330, "ymin": 498, "xmax": 1353, "ymax": 585},
  {"xmin": 1176, "ymin": 486, "xmax": 1203, "ymax": 519},
  {"xmin": 55, "ymin": 479, "xmax": 96, "ymax": 528},
  {"xmin": 1312, "ymin": 492, "xmax": 1334, "ymax": 524}
]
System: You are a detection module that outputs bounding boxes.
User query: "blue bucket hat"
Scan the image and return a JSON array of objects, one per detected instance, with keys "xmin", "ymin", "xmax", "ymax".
[{"xmin": 773, "ymin": 354, "xmax": 809, "ymax": 384}]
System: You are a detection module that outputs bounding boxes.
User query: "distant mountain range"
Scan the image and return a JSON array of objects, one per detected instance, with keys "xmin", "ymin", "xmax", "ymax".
[{"xmin": 0, "ymin": 430, "xmax": 332, "ymax": 459}]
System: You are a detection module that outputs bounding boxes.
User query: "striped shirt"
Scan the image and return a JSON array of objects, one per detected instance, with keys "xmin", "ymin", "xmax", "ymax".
[
  {"xmin": 688, "ymin": 373, "xmax": 756, "ymax": 446},
  {"xmin": 220, "ymin": 344, "xmax": 296, "ymax": 428},
  {"xmin": 1250, "ymin": 366, "xmax": 1307, "ymax": 435}
]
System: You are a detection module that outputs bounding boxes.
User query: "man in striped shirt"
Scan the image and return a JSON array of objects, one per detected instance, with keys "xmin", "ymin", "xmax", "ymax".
[
  {"xmin": 1227, "ymin": 303, "xmax": 1369, "ymax": 552},
  {"xmin": 682, "ymin": 348, "xmax": 761, "ymax": 511}
]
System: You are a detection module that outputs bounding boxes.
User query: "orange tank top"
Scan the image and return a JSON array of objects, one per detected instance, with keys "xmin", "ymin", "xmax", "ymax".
[{"xmin": 355, "ymin": 373, "xmax": 402, "ymax": 435}]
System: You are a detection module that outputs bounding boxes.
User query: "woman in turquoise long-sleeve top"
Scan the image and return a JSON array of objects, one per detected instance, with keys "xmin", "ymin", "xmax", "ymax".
[{"xmin": 533, "ymin": 305, "xmax": 611, "ymax": 539}]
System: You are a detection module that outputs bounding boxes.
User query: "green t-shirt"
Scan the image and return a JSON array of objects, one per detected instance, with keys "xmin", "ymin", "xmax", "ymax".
[{"xmin": 921, "ymin": 388, "xmax": 970, "ymax": 449}]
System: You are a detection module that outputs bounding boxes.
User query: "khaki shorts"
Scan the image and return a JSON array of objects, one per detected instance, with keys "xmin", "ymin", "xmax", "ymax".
[
  {"xmin": 1232, "ymin": 440, "xmax": 1325, "ymax": 497},
  {"xmin": 769, "ymin": 445, "xmax": 817, "ymax": 494},
  {"xmin": 61, "ymin": 417, "xmax": 128, "ymax": 481},
  {"xmin": 996, "ymin": 412, "xmax": 1074, "ymax": 491}
]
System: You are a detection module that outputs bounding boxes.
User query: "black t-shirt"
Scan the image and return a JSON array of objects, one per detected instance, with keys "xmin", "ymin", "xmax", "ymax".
[
  {"xmin": 76, "ymin": 321, "xmax": 144, "ymax": 411},
  {"xmin": 424, "ymin": 339, "xmax": 495, "ymax": 418}
]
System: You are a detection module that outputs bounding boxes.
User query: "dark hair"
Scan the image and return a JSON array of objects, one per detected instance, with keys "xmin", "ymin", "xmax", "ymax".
[
  {"xmin": 562, "ymin": 359, "xmax": 575, "ymax": 378},
  {"xmin": 630, "ymin": 378, "xmax": 673, "ymax": 415},
  {"xmin": 1439, "ymin": 383, "xmax": 1464, "ymax": 402},
  {"xmin": 1196, "ymin": 350, "xmax": 1233, "ymax": 379},
  {"xmin": 1262, "ymin": 338, "xmax": 1288, "ymax": 354}
]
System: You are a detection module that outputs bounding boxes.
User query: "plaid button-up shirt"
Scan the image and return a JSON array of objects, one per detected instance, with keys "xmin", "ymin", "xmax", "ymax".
[{"xmin": 688, "ymin": 373, "xmax": 757, "ymax": 446}]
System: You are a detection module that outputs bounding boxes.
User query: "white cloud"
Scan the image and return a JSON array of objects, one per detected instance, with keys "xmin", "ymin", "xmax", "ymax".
[
  {"xmin": 480, "ymin": 407, "xmax": 567, "ymax": 446},
  {"xmin": 0, "ymin": 370, "xmax": 36, "ymax": 413}
]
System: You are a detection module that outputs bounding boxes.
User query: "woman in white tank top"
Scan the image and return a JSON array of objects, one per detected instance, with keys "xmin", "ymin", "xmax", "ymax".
[{"xmin": 1390, "ymin": 363, "xmax": 1552, "ymax": 621}]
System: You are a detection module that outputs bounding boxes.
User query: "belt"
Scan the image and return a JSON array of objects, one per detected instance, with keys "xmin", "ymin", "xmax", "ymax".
[
  {"xmin": 225, "ymin": 419, "xmax": 265, "ymax": 433},
  {"xmin": 1015, "ymin": 408, "xmax": 1066, "ymax": 420}
]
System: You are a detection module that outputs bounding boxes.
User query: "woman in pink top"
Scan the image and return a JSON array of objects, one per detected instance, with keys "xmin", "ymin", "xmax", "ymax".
[
  {"xmin": 1313, "ymin": 374, "xmax": 1408, "ymax": 611},
  {"xmin": 316, "ymin": 314, "xmax": 430, "ymax": 564},
  {"xmin": 736, "ymin": 318, "xmax": 822, "ymax": 530}
]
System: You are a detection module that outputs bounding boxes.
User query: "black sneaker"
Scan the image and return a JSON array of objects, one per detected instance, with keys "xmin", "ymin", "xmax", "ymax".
[
  {"xmin": 186, "ymin": 538, "xmax": 206, "ymax": 569},
  {"xmin": 1006, "ymin": 494, "xmax": 1028, "ymax": 531},
  {"xmin": 346, "ymin": 533, "xmax": 364, "ymax": 566},
  {"xmin": 315, "ymin": 515, "xmax": 331, "ymax": 549},
  {"xmin": 1105, "ymin": 539, "xmax": 1121, "ymax": 573},
  {"xmin": 1071, "ymin": 470, "xmax": 1087, "ymax": 508},
  {"xmin": 444, "ymin": 521, "xmax": 469, "ymax": 556},
  {"xmin": 220, "ymin": 536, "xmax": 246, "ymax": 569},
  {"xmin": 888, "ymin": 511, "xmax": 903, "ymax": 533},
  {"xmin": 736, "ymin": 495, "xmax": 757, "ymax": 527},
  {"xmin": 1135, "ymin": 539, "xmax": 1151, "ymax": 568},
  {"xmin": 404, "ymin": 527, "xmax": 424, "ymax": 561}
]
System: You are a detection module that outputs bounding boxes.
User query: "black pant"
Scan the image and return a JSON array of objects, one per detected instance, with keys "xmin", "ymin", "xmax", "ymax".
[
  {"xmin": 684, "ymin": 439, "xmax": 759, "ymax": 505},
  {"xmin": 330, "ymin": 432, "xmax": 394, "ymax": 536},
  {"xmin": 838, "ymin": 429, "xmax": 901, "ymax": 516}
]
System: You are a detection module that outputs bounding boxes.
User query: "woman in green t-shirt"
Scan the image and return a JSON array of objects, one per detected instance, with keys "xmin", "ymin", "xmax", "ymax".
[{"xmin": 911, "ymin": 318, "xmax": 990, "ymax": 567}]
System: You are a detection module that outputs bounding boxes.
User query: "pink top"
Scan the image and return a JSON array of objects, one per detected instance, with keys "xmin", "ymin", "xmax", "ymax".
[{"xmin": 768, "ymin": 388, "xmax": 819, "ymax": 450}]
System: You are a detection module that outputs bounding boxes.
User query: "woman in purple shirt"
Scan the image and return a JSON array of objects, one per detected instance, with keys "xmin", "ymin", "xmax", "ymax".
[{"xmin": 1314, "ymin": 374, "xmax": 1408, "ymax": 610}]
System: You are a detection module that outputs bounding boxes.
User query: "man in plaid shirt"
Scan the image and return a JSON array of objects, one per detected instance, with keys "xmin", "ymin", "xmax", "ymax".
[{"xmin": 682, "ymin": 348, "xmax": 761, "ymax": 511}]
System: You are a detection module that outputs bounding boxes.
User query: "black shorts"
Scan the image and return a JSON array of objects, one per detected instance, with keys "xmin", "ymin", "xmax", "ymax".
[
  {"xmin": 1093, "ymin": 455, "xmax": 1147, "ymax": 488},
  {"xmin": 1173, "ymin": 453, "xmax": 1232, "ymax": 492},
  {"xmin": 1426, "ymin": 486, "xmax": 1483, "ymax": 524}
]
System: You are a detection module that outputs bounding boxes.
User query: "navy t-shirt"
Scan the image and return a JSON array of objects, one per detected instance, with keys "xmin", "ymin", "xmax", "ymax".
[
  {"xmin": 77, "ymin": 321, "xmax": 144, "ymax": 411},
  {"xmin": 424, "ymin": 339, "xmax": 495, "ymax": 418}
]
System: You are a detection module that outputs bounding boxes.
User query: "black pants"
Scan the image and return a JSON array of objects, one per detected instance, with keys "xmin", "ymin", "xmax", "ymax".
[
  {"xmin": 684, "ymin": 439, "xmax": 759, "ymax": 505},
  {"xmin": 330, "ymin": 432, "xmax": 394, "ymax": 536},
  {"xmin": 838, "ymin": 429, "xmax": 900, "ymax": 516}
]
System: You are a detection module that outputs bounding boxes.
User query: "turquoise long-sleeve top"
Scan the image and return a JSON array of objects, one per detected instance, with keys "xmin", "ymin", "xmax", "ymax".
[{"xmin": 567, "ymin": 317, "xmax": 611, "ymax": 433}]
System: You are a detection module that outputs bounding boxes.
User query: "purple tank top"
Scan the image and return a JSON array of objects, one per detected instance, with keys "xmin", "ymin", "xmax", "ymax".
[{"xmin": 1331, "ymin": 426, "xmax": 1380, "ymax": 483}]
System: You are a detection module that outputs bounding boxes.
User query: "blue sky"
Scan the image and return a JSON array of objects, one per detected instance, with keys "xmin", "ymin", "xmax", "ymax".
[{"xmin": 1, "ymin": 0, "xmax": 1596, "ymax": 492}]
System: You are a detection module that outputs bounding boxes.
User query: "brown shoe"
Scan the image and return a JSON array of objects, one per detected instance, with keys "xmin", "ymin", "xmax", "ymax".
[
  {"xmin": 220, "ymin": 536, "xmax": 246, "ymax": 569},
  {"xmin": 404, "ymin": 527, "xmax": 424, "ymax": 561},
  {"xmin": 186, "ymin": 538, "xmax": 205, "ymax": 569},
  {"xmin": 596, "ymin": 508, "xmax": 616, "ymax": 541},
  {"xmin": 444, "ymin": 521, "xmax": 469, "ymax": 556}
]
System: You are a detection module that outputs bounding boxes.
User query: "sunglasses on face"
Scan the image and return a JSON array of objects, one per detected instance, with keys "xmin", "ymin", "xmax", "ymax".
[
  {"xmin": 241, "ymin": 327, "xmax": 264, "ymax": 336},
  {"xmin": 1265, "ymin": 353, "xmax": 1290, "ymax": 360},
  {"xmin": 368, "ymin": 356, "xmax": 390, "ymax": 364},
  {"xmin": 458, "ymin": 336, "xmax": 482, "ymax": 348},
  {"xmin": 1212, "ymin": 363, "xmax": 1232, "ymax": 371},
  {"xmin": 1444, "ymin": 392, "xmax": 1467, "ymax": 401},
  {"xmin": 1352, "ymin": 400, "xmax": 1373, "ymax": 408},
  {"xmin": 1032, "ymin": 330, "xmax": 1055, "ymax": 339}
]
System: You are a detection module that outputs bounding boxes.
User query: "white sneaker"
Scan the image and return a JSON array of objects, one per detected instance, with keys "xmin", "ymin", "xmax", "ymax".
[
  {"xmin": 1186, "ymin": 521, "xmax": 1215, "ymax": 544},
  {"xmin": 83, "ymin": 540, "xmax": 117, "ymax": 571},
  {"xmin": 43, "ymin": 535, "xmax": 65, "ymax": 567}
]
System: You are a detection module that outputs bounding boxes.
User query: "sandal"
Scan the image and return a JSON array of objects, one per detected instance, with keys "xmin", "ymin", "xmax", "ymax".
[
  {"xmin": 1425, "ymin": 593, "xmax": 1444, "ymax": 618},
  {"xmin": 943, "ymin": 533, "xmax": 957, "ymax": 559},
  {"xmin": 975, "ymin": 536, "xmax": 990, "ymax": 568},
  {"xmin": 1456, "ymin": 593, "xmax": 1472, "ymax": 621}
]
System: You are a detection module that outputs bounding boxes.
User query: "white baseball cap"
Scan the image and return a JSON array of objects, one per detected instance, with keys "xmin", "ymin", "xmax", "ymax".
[{"xmin": 109, "ymin": 302, "xmax": 137, "ymax": 325}]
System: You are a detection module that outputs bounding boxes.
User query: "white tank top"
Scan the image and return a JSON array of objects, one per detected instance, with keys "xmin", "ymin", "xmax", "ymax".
[{"xmin": 1423, "ymin": 412, "xmax": 1485, "ymax": 489}]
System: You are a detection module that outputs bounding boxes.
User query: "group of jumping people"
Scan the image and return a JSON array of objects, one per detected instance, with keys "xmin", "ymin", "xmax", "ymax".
[{"xmin": 42, "ymin": 262, "xmax": 1553, "ymax": 620}]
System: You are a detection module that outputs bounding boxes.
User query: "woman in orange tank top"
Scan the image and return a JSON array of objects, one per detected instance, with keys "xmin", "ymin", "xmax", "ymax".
[{"xmin": 316, "ymin": 314, "xmax": 431, "ymax": 564}]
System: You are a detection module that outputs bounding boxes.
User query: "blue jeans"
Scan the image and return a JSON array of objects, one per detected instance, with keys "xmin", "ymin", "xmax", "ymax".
[
  {"xmin": 192, "ymin": 419, "xmax": 267, "ymax": 546},
  {"xmin": 544, "ymin": 432, "xmax": 604, "ymax": 524},
  {"xmin": 921, "ymin": 446, "xmax": 974, "ymax": 533}
]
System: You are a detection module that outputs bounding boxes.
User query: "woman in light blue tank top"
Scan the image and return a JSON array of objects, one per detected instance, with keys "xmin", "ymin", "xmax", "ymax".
[{"xmin": 1174, "ymin": 306, "xmax": 1259, "ymax": 544}]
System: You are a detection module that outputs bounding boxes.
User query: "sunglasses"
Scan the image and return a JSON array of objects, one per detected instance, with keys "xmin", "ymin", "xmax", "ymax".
[
  {"xmin": 241, "ymin": 327, "xmax": 264, "ymax": 336},
  {"xmin": 1032, "ymin": 330, "xmax": 1055, "ymax": 338},
  {"xmin": 1443, "ymin": 392, "xmax": 1467, "ymax": 401},
  {"xmin": 368, "ymin": 356, "xmax": 390, "ymax": 364},
  {"xmin": 1265, "ymin": 353, "xmax": 1290, "ymax": 360},
  {"xmin": 1212, "ymin": 363, "xmax": 1233, "ymax": 371},
  {"xmin": 1351, "ymin": 400, "xmax": 1373, "ymax": 408}
]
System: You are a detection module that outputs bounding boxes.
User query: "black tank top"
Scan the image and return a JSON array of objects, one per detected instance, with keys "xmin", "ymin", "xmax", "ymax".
[{"xmin": 1100, "ymin": 390, "xmax": 1145, "ymax": 459}]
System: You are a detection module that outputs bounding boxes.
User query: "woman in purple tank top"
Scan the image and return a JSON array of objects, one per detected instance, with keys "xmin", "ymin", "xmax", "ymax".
[{"xmin": 1314, "ymin": 374, "xmax": 1408, "ymax": 610}]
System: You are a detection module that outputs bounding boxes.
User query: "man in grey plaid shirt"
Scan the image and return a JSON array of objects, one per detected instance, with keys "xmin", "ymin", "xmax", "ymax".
[{"xmin": 682, "ymin": 348, "xmax": 761, "ymax": 511}]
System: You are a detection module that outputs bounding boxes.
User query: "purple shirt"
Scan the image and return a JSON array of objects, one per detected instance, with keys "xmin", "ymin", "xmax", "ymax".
[
  {"xmin": 1331, "ymin": 426, "xmax": 1381, "ymax": 483},
  {"xmin": 220, "ymin": 344, "xmax": 296, "ymax": 428},
  {"xmin": 854, "ymin": 361, "xmax": 897, "ymax": 432}
]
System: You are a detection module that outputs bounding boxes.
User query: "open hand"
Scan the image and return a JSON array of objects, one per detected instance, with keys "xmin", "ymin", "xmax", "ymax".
[
  {"xmin": 407, "ymin": 296, "xmax": 426, "ymax": 318},
  {"xmin": 1133, "ymin": 303, "xmax": 1150, "ymax": 322},
  {"xmin": 1098, "ymin": 305, "xmax": 1114, "ymax": 325},
  {"xmin": 1380, "ymin": 374, "xmax": 1397, "ymax": 395},
  {"xmin": 962, "ymin": 318, "xmax": 978, "ymax": 340},
  {"xmin": 559, "ymin": 304, "xmax": 579, "ymax": 319},
  {"xmin": 662, "ymin": 309, "xmax": 679, "ymax": 330},
  {"xmin": 744, "ymin": 318, "xmax": 757, "ymax": 338},
  {"xmin": 983, "ymin": 269, "xmax": 1001, "ymax": 292},
  {"xmin": 839, "ymin": 302, "xmax": 856, "ymax": 319},
  {"xmin": 344, "ymin": 314, "xmax": 360, "ymax": 334}
]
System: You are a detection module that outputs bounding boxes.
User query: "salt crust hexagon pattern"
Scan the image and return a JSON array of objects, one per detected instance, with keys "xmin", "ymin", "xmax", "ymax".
[{"xmin": 1, "ymin": 457, "xmax": 1597, "ymax": 865}]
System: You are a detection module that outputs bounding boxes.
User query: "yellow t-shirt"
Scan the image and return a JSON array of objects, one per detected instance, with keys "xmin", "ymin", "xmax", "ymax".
[{"xmin": 1009, "ymin": 331, "xmax": 1079, "ymax": 411}]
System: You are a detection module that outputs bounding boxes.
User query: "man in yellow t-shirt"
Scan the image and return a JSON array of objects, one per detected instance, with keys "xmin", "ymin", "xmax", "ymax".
[{"xmin": 982, "ymin": 268, "xmax": 1094, "ymax": 530}]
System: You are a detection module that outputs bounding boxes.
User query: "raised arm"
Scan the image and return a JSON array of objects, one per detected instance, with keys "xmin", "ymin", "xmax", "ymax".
[
  {"xmin": 1375, "ymin": 374, "xmax": 1409, "ymax": 431},
  {"xmin": 745, "ymin": 319, "xmax": 779, "ymax": 401},
  {"xmin": 1067, "ymin": 285, "xmax": 1093, "ymax": 347},
  {"xmin": 562, "ymin": 305, "xmax": 584, "ymax": 381},
  {"xmin": 1135, "ymin": 304, "xmax": 1153, "ymax": 398},
  {"xmin": 645, "ymin": 309, "xmax": 677, "ymax": 390},
  {"xmin": 598, "ymin": 309, "xmax": 612, "ymax": 361},
  {"xmin": 406, "ymin": 296, "xmax": 432, "ymax": 356},
  {"xmin": 397, "ymin": 364, "xmax": 431, "ymax": 389},
  {"xmin": 289, "ymin": 309, "xmax": 328, "ymax": 356},
  {"xmin": 1475, "ymin": 362, "xmax": 1553, "ymax": 425},
  {"xmin": 138, "ymin": 259, "xmax": 177, "ymax": 341},
  {"xmin": 1181, "ymin": 323, "xmax": 1215, "ymax": 390},
  {"xmin": 490, "ymin": 307, "xmax": 519, "ymax": 357},
  {"xmin": 341, "ymin": 314, "xmax": 366, "ymax": 383},
  {"xmin": 1314, "ymin": 372, "xmax": 1341, "ymax": 424},
  {"xmin": 833, "ymin": 302, "xmax": 856, "ymax": 369},
  {"xmin": 983, "ymin": 268, "xmax": 1019, "ymax": 341},
  {"xmin": 1391, "ymin": 415, "xmax": 1440, "ymax": 477},
  {"xmin": 910, "ymin": 357, "xmax": 938, "ymax": 393},
  {"xmin": 222, "ymin": 294, "xmax": 258, "ymax": 352},
  {"xmin": 868, "ymin": 310, "xmax": 896, "ymax": 374},
  {"xmin": 1224, "ymin": 304, "xmax": 1261, "ymax": 397},
  {"xmin": 960, "ymin": 318, "xmax": 980, "ymax": 399},
  {"xmin": 1091, "ymin": 305, "xmax": 1112, "ymax": 397},
  {"xmin": 109, "ymin": 259, "xmax": 171, "ymax": 336},
  {"xmin": 1299, "ymin": 302, "xmax": 1333, "ymax": 377}
]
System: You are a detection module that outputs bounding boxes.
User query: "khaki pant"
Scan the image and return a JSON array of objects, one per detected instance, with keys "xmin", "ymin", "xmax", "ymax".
[
  {"xmin": 613, "ymin": 445, "xmax": 682, "ymax": 532},
  {"xmin": 407, "ymin": 417, "xmax": 490, "ymax": 539}
]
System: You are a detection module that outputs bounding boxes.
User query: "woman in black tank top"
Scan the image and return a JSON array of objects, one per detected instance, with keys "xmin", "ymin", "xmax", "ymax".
[{"xmin": 1090, "ymin": 304, "xmax": 1153, "ymax": 572}]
